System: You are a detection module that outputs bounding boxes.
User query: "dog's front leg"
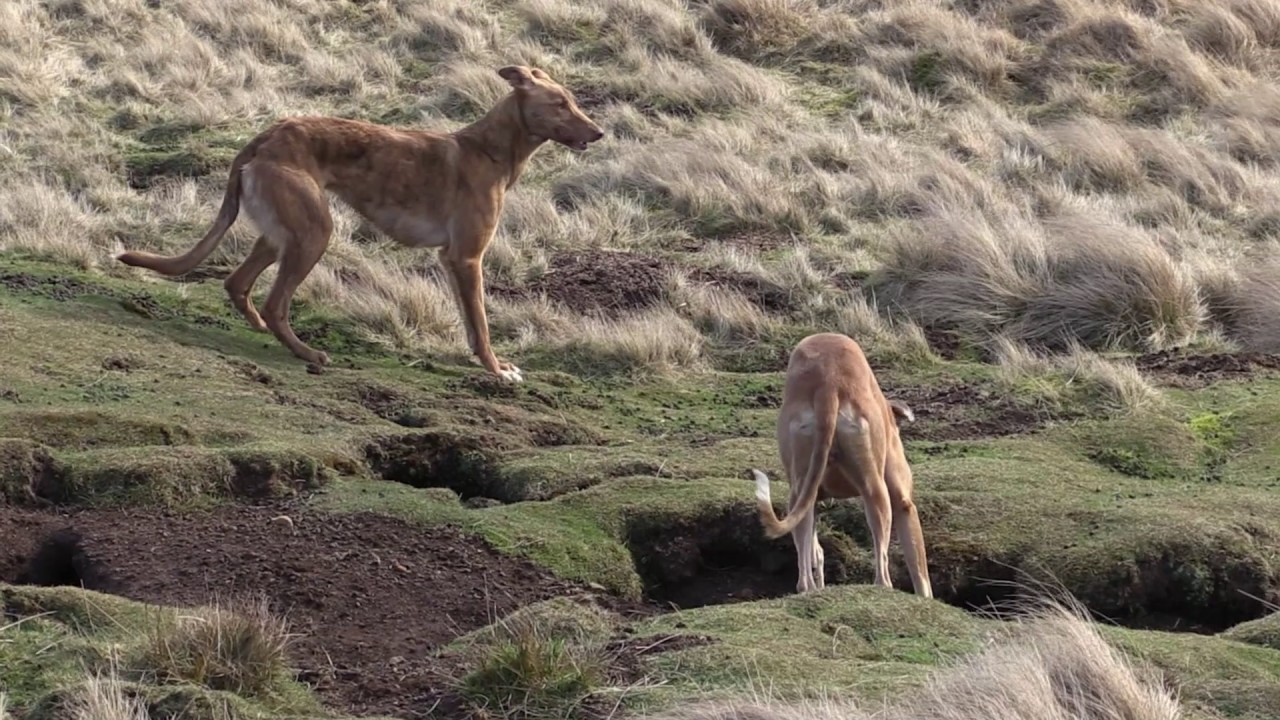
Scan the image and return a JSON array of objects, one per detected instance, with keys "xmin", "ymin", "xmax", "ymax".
[{"xmin": 439, "ymin": 246, "xmax": 523, "ymax": 383}]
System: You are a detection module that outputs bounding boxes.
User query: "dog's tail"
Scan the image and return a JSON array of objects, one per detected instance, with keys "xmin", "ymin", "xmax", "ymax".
[
  {"xmin": 755, "ymin": 390, "xmax": 839, "ymax": 540},
  {"xmin": 116, "ymin": 144, "xmax": 255, "ymax": 276}
]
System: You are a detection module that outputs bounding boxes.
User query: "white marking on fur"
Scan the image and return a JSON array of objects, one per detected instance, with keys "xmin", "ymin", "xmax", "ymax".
[
  {"xmin": 752, "ymin": 468, "xmax": 772, "ymax": 504},
  {"xmin": 240, "ymin": 165, "xmax": 287, "ymax": 246},
  {"xmin": 789, "ymin": 407, "xmax": 816, "ymax": 435},
  {"xmin": 498, "ymin": 365, "xmax": 524, "ymax": 383}
]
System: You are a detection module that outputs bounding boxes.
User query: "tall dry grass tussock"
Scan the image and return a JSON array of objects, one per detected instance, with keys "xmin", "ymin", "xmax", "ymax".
[
  {"xmin": 62, "ymin": 671, "xmax": 150, "ymax": 720},
  {"xmin": 991, "ymin": 336, "xmax": 1162, "ymax": 414},
  {"xmin": 647, "ymin": 600, "xmax": 1180, "ymax": 720},
  {"xmin": 138, "ymin": 596, "xmax": 293, "ymax": 698},
  {"xmin": 872, "ymin": 206, "xmax": 1204, "ymax": 354}
]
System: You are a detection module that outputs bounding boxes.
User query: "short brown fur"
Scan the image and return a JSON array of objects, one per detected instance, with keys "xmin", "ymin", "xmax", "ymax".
[
  {"xmin": 116, "ymin": 65, "xmax": 604, "ymax": 381},
  {"xmin": 751, "ymin": 332, "xmax": 932, "ymax": 596}
]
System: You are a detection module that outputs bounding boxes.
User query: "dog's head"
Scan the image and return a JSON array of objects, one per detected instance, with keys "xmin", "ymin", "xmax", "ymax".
[{"xmin": 498, "ymin": 65, "xmax": 604, "ymax": 152}]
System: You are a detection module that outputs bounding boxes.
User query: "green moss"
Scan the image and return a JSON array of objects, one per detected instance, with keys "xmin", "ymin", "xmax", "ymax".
[
  {"xmin": 0, "ymin": 409, "xmax": 195, "ymax": 450},
  {"xmin": 1222, "ymin": 613, "xmax": 1280, "ymax": 652},
  {"xmin": 1076, "ymin": 411, "xmax": 1200, "ymax": 480},
  {"xmin": 121, "ymin": 122, "xmax": 249, "ymax": 189},
  {"xmin": 1, "ymin": 585, "xmax": 324, "ymax": 718}
]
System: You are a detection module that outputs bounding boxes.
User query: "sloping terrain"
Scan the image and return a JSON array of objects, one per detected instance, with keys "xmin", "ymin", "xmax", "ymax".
[
  {"xmin": 6, "ymin": 0, "xmax": 1280, "ymax": 719},
  {"xmin": 3, "ymin": 261, "xmax": 1280, "ymax": 719}
]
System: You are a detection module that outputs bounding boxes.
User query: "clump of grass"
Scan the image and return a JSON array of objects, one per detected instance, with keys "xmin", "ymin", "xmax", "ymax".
[
  {"xmin": 541, "ymin": 307, "xmax": 706, "ymax": 376},
  {"xmin": 458, "ymin": 613, "xmax": 609, "ymax": 719},
  {"xmin": 991, "ymin": 336, "xmax": 1161, "ymax": 415},
  {"xmin": 62, "ymin": 671, "xmax": 149, "ymax": 720},
  {"xmin": 872, "ymin": 206, "xmax": 1204, "ymax": 355},
  {"xmin": 698, "ymin": 0, "xmax": 816, "ymax": 60},
  {"xmin": 666, "ymin": 270, "xmax": 778, "ymax": 343},
  {"xmin": 825, "ymin": 294, "xmax": 938, "ymax": 368},
  {"xmin": 136, "ymin": 596, "xmax": 293, "ymax": 698}
]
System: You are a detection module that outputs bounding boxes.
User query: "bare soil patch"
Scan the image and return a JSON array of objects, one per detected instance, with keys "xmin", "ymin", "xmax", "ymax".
[
  {"xmin": 626, "ymin": 503, "xmax": 865, "ymax": 610},
  {"xmin": 0, "ymin": 502, "xmax": 657, "ymax": 719},
  {"xmin": 522, "ymin": 251, "xmax": 669, "ymax": 317},
  {"xmin": 0, "ymin": 271, "xmax": 110, "ymax": 300},
  {"xmin": 886, "ymin": 382, "xmax": 1055, "ymax": 441},
  {"xmin": 689, "ymin": 267, "xmax": 795, "ymax": 313},
  {"xmin": 679, "ymin": 229, "xmax": 793, "ymax": 252},
  {"xmin": 1136, "ymin": 350, "xmax": 1280, "ymax": 388}
]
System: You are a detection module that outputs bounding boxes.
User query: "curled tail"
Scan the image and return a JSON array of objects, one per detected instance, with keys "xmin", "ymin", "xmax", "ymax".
[
  {"xmin": 116, "ymin": 144, "xmax": 254, "ymax": 276},
  {"xmin": 754, "ymin": 390, "xmax": 840, "ymax": 539}
]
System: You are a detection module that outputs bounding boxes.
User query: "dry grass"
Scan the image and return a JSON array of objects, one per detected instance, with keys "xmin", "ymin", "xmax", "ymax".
[
  {"xmin": 647, "ymin": 600, "xmax": 1180, "ymax": 720},
  {"xmin": 7, "ymin": 0, "xmax": 1280, "ymax": 372},
  {"xmin": 458, "ymin": 611, "xmax": 611, "ymax": 719},
  {"xmin": 63, "ymin": 671, "xmax": 150, "ymax": 720},
  {"xmin": 137, "ymin": 595, "xmax": 293, "ymax": 698},
  {"xmin": 991, "ymin": 336, "xmax": 1162, "ymax": 415}
]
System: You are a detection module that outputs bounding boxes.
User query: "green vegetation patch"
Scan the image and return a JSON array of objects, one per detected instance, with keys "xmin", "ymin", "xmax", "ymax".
[
  {"xmin": 120, "ymin": 122, "xmax": 250, "ymax": 189},
  {"xmin": 1221, "ymin": 613, "xmax": 1280, "ymax": 652},
  {"xmin": 0, "ymin": 585, "xmax": 322, "ymax": 718}
]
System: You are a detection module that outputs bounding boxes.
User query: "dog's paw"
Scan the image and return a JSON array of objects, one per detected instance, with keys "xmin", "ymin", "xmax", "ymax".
[{"xmin": 496, "ymin": 364, "xmax": 524, "ymax": 383}]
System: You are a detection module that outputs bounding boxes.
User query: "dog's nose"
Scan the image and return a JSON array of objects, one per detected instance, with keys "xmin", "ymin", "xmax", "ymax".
[{"xmin": 590, "ymin": 129, "xmax": 604, "ymax": 142}]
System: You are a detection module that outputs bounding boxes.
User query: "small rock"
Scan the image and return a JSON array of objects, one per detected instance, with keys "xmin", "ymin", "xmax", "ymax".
[{"xmin": 269, "ymin": 515, "xmax": 296, "ymax": 533}]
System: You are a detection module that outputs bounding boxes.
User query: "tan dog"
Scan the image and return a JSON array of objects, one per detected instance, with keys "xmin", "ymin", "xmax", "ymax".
[
  {"xmin": 116, "ymin": 65, "xmax": 604, "ymax": 381},
  {"xmin": 751, "ymin": 332, "xmax": 932, "ymax": 596}
]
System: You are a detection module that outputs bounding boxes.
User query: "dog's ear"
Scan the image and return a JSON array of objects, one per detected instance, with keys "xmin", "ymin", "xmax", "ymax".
[
  {"xmin": 888, "ymin": 399, "xmax": 915, "ymax": 424},
  {"xmin": 498, "ymin": 65, "xmax": 536, "ymax": 89},
  {"xmin": 529, "ymin": 67, "xmax": 552, "ymax": 81}
]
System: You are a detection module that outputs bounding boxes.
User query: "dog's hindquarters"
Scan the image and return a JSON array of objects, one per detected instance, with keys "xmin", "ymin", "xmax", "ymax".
[
  {"xmin": 116, "ymin": 140, "xmax": 261, "ymax": 276},
  {"xmin": 757, "ymin": 389, "xmax": 839, "ymax": 542}
]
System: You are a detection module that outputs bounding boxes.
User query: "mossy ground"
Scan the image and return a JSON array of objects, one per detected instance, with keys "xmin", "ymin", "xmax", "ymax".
[{"xmin": 3, "ymin": 256, "xmax": 1280, "ymax": 718}]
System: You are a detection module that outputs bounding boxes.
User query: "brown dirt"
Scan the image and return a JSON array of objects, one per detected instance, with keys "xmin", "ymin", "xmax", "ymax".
[
  {"xmin": 922, "ymin": 328, "xmax": 964, "ymax": 361},
  {"xmin": 679, "ymin": 229, "xmax": 793, "ymax": 252},
  {"xmin": 0, "ymin": 271, "xmax": 111, "ymax": 300},
  {"xmin": 885, "ymin": 382, "xmax": 1055, "ymax": 441},
  {"xmin": 521, "ymin": 251, "xmax": 669, "ymax": 317},
  {"xmin": 688, "ymin": 267, "xmax": 795, "ymax": 313},
  {"xmin": 487, "ymin": 250, "xmax": 807, "ymax": 317},
  {"xmin": 1135, "ymin": 349, "xmax": 1280, "ymax": 388},
  {"xmin": 0, "ymin": 502, "xmax": 659, "ymax": 719}
]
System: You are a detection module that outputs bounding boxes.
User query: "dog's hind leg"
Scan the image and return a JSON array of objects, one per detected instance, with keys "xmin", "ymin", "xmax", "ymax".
[
  {"xmin": 812, "ymin": 524, "xmax": 825, "ymax": 590},
  {"xmin": 839, "ymin": 425, "xmax": 893, "ymax": 590},
  {"xmin": 223, "ymin": 235, "xmax": 277, "ymax": 332},
  {"xmin": 791, "ymin": 510, "xmax": 817, "ymax": 594},
  {"xmin": 887, "ymin": 466, "xmax": 933, "ymax": 598},
  {"xmin": 255, "ymin": 171, "xmax": 333, "ymax": 365}
]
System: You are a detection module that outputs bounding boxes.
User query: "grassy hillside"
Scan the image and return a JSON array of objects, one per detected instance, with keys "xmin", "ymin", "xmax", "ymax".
[{"xmin": 5, "ymin": 0, "xmax": 1280, "ymax": 719}]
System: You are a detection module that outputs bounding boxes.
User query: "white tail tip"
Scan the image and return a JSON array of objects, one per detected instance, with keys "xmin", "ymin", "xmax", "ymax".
[{"xmin": 751, "ymin": 468, "xmax": 772, "ymax": 504}]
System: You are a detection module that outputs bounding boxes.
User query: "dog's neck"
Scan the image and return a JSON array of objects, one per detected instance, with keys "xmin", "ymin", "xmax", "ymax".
[{"xmin": 457, "ymin": 93, "xmax": 546, "ymax": 189}]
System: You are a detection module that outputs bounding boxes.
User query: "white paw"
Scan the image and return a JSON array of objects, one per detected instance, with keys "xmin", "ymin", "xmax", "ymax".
[
  {"xmin": 498, "ymin": 365, "xmax": 524, "ymax": 383},
  {"xmin": 751, "ymin": 468, "xmax": 772, "ymax": 504}
]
